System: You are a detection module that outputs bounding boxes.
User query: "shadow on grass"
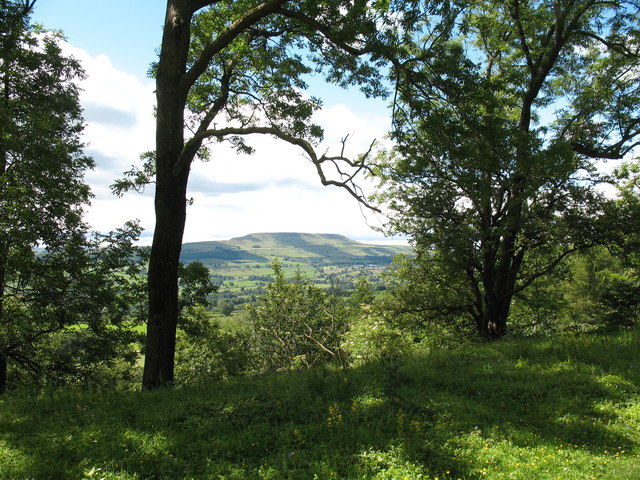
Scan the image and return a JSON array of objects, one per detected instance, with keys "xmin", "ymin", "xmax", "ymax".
[{"xmin": 1, "ymin": 331, "xmax": 638, "ymax": 480}]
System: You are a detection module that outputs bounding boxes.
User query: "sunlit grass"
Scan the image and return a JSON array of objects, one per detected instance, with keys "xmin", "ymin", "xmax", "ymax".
[{"xmin": 0, "ymin": 329, "xmax": 638, "ymax": 479}]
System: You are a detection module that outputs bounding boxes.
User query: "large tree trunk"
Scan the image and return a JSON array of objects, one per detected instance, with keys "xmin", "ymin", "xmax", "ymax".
[
  {"xmin": 142, "ymin": 170, "xmax": 189, "ymax": 389},
  {"xmin": 141, "ymin": 0, "xmax": 193, "ymax": 390},
  {"xmin": 480, "ymin": 293, "xmax": 511, "ymax": 339},
  {"xmin": 1, "ymin": 49, "xmax": 8, "ymax": 394}
]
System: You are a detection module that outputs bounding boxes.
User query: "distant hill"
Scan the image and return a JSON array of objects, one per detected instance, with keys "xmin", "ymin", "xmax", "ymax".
[{"xmin": 180, "ymin": 232, "xmax": 411, "ymax": 266}]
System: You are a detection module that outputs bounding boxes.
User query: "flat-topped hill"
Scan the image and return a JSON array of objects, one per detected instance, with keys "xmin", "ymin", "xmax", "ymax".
[{"xmin": 179, "ymin": 232, "xmax": 411, "ymax": 266}]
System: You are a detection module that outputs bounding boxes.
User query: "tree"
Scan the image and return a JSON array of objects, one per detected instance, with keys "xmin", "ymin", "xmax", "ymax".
[
  {"xmin": 1, "ymin": 223, "xmax": 146, "ymax": 390},
  {"xmin": 612, "ymin": 160, "xmax": 640, "ymax": 265},
  {"xmin": 377, "ymin": 0, "xmax": 640, "ymax": 338},
  {"xmin": 174, "ymin": 305, "xmax": 251, "ymax": 385},
  {"xmin": 0, "ymin": 1, "xmax": 148, "ymax": 392},
  {"xmin": 0, "ymin": 0, "xmax": 92, "ymax": 391},
  {"xmin": 177, "ymin": 260, "xmax": 217, "ymax": 321},
  {"xmin": 217, "ymin": 297, "xmax": 235, "ymax": 316},
  {"xmin": 121, "ymin": 0, "xmax": 403, "ymax": 389},
  {"xmin": 349, "ymin": 274, "xmax": 376, "ymax": 312}
]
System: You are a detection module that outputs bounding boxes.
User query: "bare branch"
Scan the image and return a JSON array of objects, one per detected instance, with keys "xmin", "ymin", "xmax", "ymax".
[
  {"xmin": 190, "ymin": 125, "xmax": 381, "ymax": 212},
  {"xmin": 303, "ymin": 333, "xmax": 337, "ymax": 357}
]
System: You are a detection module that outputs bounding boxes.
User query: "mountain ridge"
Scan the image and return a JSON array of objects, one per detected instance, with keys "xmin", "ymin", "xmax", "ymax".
[{"xmin": 179, "ymin": 232, "xmax": 411, "ymax": 266}]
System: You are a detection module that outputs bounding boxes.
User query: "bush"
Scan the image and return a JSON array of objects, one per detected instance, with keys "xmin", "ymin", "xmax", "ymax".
[
  {"xmin": 341, "ymin": 311, "xmax": 413, "ymax": 366},
  {"xmin": 247, "ymin": 260, "xmax": 349, "ymax": 372},
  {"xmin": 7, "ymin": 329, "xmax": 140, "ymax": 391},
  {"xmin": 174, "ymin": 306, "xmax": 251, "ymax": 386}
]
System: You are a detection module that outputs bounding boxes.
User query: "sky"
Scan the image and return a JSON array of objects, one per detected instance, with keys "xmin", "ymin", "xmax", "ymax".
[{"xmin": 31, "ymin": 0, "xmax": 401, "ymax": 245}]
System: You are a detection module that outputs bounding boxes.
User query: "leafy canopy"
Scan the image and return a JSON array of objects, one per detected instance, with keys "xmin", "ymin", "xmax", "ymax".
[{"xmin": 376, "ymin": 0, "xmax": 640, "ymax": 337}]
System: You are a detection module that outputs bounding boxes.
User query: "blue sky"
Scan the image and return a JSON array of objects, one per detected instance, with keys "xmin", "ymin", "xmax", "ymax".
[
  {"xmin": 31, "ymin": 1, "xmax": 397, "ymax": 244},
  {"xmin": 33, "ymin": 0, "xmax": 164, "ymax": 80}
]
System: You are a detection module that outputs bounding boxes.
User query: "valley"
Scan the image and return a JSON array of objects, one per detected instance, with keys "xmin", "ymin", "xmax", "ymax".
[{"xmin": 179, "ymin": 232, "xmax": 412, "ymax": 312}]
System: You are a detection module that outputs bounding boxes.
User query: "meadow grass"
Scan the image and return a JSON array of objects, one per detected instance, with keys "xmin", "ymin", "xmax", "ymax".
[{"xmin": 0, "ymin": 329, "xmax": 638, "ymax": 480}]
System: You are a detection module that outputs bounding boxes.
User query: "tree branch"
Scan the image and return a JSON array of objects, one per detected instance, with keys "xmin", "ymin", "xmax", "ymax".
[
  {"xmin": 182, "ymin": 0, "xmax": 289, "ymax": 91},
  {"xmin": 303, "ymin": 332, "xmax": 336, "ymax": 357},
  {"xmin": 514, "ymin": 243, "xmax": 594, "ymax": 295},
  {"xmin": 576, "ymin": 30, "xmax": 639, "ymax": 57},
  {"xmin": 276, "ymin": 7, "xmax": 372, "ymax": 56},
  {"xmin": 187, "ymin": 0, "xmax": 225, "ymax": 12},
  {"xmin": 190, "ymin": 125, "xmax": 381, "ymax": 212},
  {"xmin": 178, "ymin": 60, "xmax": 237, "ymax": 171},
  {"xmin": 510, "ymin": 0, "xmax": 536, "ymax": 73},
  {"xmin": 570, "ymin": 140, "xmax": 632, "ymax": 160}
]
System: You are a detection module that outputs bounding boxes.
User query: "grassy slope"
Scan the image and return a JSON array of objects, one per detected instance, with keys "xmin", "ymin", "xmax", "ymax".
[{"xmin": 1, "ymin": 330, "xmax": 639, "ymax": 480}]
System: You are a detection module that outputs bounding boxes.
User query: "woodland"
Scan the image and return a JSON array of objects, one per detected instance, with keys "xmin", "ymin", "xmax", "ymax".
[{"xmin": 1, "ymin": 0, "xmax": 640, "ymax": 478}]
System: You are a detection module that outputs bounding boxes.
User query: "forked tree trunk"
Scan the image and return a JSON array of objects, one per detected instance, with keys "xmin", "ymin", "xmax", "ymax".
[
  {"xmin": 479, "ymin": 294, "xmax": 510, "ymax": 339},
  {"xmin": 477, "ymin": 229, "xmax": 523, "ymax": 340}
]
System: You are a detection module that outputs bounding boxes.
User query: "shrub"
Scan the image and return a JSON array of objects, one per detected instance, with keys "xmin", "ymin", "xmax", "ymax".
[
  {"xmin": 247, "ymin": 260, "xmax": 349, "ymax": 372},
  {"xmin": 174, "ymin": 306, "xmax": 251, "ymax": 386},
  {"xmin": 341, "ymin": 311, "xmax": 413, "ymax": 366}
]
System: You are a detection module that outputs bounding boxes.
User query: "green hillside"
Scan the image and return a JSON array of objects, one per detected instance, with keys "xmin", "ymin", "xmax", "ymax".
[
  {"xmin": 180, "ymin": 232, "xmax": 411, "ymax": 266},
  {"xmin": 2, "ymin": 330, "xmax": 639, "ymax": 479}
]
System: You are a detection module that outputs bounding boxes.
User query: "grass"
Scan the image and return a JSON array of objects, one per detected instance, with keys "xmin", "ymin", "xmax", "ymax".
[{"xmin": 1, "ymin": 329, "xmax": 639, "ymax": 480}]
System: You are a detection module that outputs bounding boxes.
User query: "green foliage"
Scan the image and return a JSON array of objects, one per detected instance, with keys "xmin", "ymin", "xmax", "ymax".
[
  {"xmin": 177, "ymin": 260, "xmax": 217, "ymax": 328},
  {"xmin": 510, "ymin": 247, "xmax": 640, "ymax": 335},
  {"xmin": 217, "ymin": 297, "xmax": 236, "ymax": 316},
  {"xmin": 508, "ymin": 270, "xmax": 570, "ymax": 336},
  {"xmin": 376, "ymin": 0, "xmax": 640, "ymax": 338},
  {"xmin": 373, "ymin": 254, "xmax": 476, "ymax": 342},
  {"xmin": 248, "ymin": 259, "xmax": 349, "ymax": 371},
  {"xmin": 174, "ymin": 306, "xmax": 251, "ymax": 386},
  {"xmin": 1, "ymin": 329, "xmax": 639, "ymax": 479},
  {"xmin": 348, "ymin": 274, "xmax": 376, "ymax": 312},
  {"xmin": 3, "ymin": 223, "xmax": 146, "ymax": 390},
  {"xmin": 341, "ymin": 313, "xmax": 412, "ymax": 367},
  {"xmin": 0, "ymin": 1, "xmax": 92, "ymax": 248},
  {"xmin": 0, "ymin": 5, "xmax": 146, "ymax": 392},
  {"xmin": 611, "ymin": 160, "xmax": 640, "ymax": 265}
]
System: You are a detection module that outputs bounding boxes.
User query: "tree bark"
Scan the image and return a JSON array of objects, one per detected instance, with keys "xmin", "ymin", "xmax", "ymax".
[
  {"xmin": 142, "ymin": 0, "xmax": 192, "ymax": 390},
  {"xmin": 142, "ymin": 171, "xmax": 189, "ymax": 389}
]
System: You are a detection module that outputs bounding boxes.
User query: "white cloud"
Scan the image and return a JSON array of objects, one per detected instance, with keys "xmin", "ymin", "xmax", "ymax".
[
  {"xmin": 184, "ymin": 108, "xmax": 390, "ymax": 244},
  {"xmin": 60, "ymin": 42, "xmax": 156, "ymax": 235},
  {"xmin": 65, "ymin": 43, "xmax": 397, "ymax": 245}
]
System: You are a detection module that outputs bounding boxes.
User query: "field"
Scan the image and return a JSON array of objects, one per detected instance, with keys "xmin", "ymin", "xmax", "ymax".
[
  {"xmin": 181, "ymin": 232, "xmax": 412, "ymax": 299},
  {"xmin": 1, "ymin": 329, "xmax": 638, "ymax": 480}
]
